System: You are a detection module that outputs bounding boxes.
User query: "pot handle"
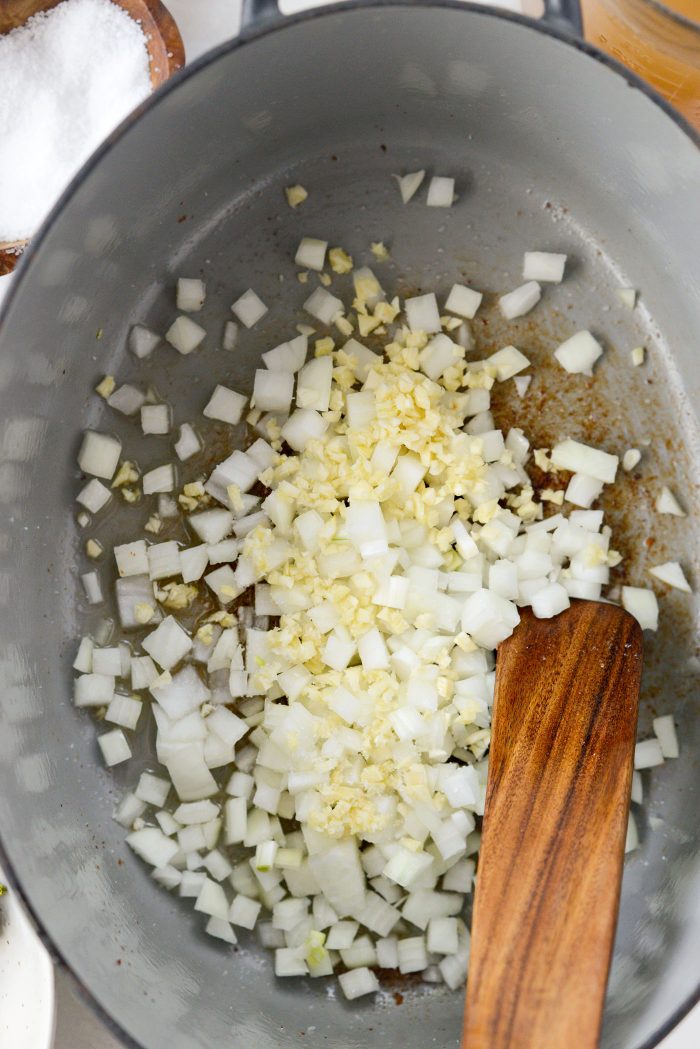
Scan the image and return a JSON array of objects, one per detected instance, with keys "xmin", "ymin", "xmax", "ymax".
[
  {"xmin": 540, "ymin": 0, "xmax": 583, "ymax": 35},
  {"xmin": 241, "ymin": 0, "xmax": 281, "ymax": 29},
  {"xmin": 240, "ymin": 0, "xmax": 583, "ymax": 36}
]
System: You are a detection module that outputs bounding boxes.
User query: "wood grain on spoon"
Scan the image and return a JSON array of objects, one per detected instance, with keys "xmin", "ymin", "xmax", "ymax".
[{"xmin": 463, "ymin": 600, "xmax": 643, "ymax": 1049}]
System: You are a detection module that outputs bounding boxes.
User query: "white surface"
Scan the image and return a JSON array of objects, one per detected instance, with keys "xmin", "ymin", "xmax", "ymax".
[
  {"xmin": 0, "ymin": 866, "xmax": 55, "ymax": 1049},
  {"xmin": 0, "ymin": 2, "xmax": 697, "ymax": 1047}
]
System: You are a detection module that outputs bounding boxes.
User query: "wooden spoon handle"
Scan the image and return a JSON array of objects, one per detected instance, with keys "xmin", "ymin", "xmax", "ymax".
[{"xmin": 463, "ymin": 601, "xmax": 643, "ymax": 1049}]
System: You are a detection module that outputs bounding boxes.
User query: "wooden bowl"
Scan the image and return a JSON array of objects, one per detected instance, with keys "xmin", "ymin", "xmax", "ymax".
[{"xmin": 0, "ymin": 0, "xmax": 185, "ymax": 275}]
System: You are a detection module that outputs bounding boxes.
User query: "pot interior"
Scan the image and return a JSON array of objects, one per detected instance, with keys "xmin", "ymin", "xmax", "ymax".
[{"xmin": 0, "ymin": 6, "xmax": 698, "ymax": 1049}]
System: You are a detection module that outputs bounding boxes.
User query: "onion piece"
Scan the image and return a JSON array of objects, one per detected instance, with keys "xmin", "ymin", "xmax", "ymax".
[
  {"xmin": 444, "ymin": 283, "xmax": 482, "ymax": 319},
  {"xmin": 498, "ymin": 281, "xmax": 541, "ymax": 320},
  {"xmin": 622, "ymin": 448, "xmax": 641, "ymax": 472},
  {"xmin": 513, "ymin": 375, "xmax": 532, "ymax": 398},
  {"xmin": 297, "ymin": 357, "xmax": 333, "ymax": 412},
  {"xmin": 295, "ymin": 238, "xmax": 327, "ymax": 272},
  {"xmin": 230, "ymin": 894, "xmax": 262, "ymax": 929},
  {"xmin": 129, "ymin": 324, "xmax": 160, "ymax": 359},
  {"xmin": 338, "ymin": 967, "xmax": 378, "ymax": 999},
  {"xmin": 136, "ymin": 773, "xmax": 171, "ymax": 808},
  {"xmin": 166, "ymin": 316, "xmax": 206, "ymax": 355},
  {"xmin": 222, "ymin": 320, "xmax": 238, "ymax": 351},
  {"xmin": 127, "ymin": 827, "xmax": 179, "ymax": 868},
  {"xmin": 204, "ymin": 386, "xmax": 247, "ymax": 425},
  {"xmin": 141, "ymin": 404, "xmax": 171, "ymax": 435},
  {"xmin": 115, "ymin": 540, "xmax": 149, "ymax": 578},
  {"xmin": 143, "ymin": 464, "xmax": 175, "ymax": 495},
  {"xmin": 522, "ymin": 252, "xmax": 566, "ymax": 283},
  {"xmin": 655, "ymin": 486, "xmax": 686, "ymax": 517},
  {"xmin": 625, "ymin": 812, "xmax": 639, "ymax": 853},
  {"xmin": 78, "ymin": 431, "xmax": 122, "ymax": 480},
  {"xmin": 634, "ymin": 738, "xmax": 664, "ymax": 769},
  {"xmin": 554, "ymin": 331, "xmax": 603, "ymax": 376},
  {"xmin": 77, "ymin": 478, "xmax": 111, "ymax": 513},
  {"xmin": 426, "ymin": 177, "xmax": 455, "ymax": 207},
  {"xmin": 262, "ymin": 336, "xmax": 307, "ymax": 372},
  {"xmin": 303, "ymin": 287, "xmax": 343, "ymax": 326},
  {"xmin": 648, "ymin": 561, "xmax": 691, "ymax": 592},
  {"xmin": 551, "ymin": 439, "xmax": 618, "ymax": 483},
  {"xmin": 108, "ymin": 385, "xmax": 146, "ymax": 416},
  {"xmin": 487, "ymin": 345, "xmax": 529, "ymax": 381},
  {"xmin": 393, "ymin": 170, "xmax": 425, "ymax": 203},
  {"xmin": 231, "ymin": 289, "xmax": 268, "ymax": 329},
  {"xmin": 176, "ymin": 278, "xmax": 206, "ymax": 312},
  {"xmin": 565, "ymin": 473, "xmax": 604, "ymax": 509},
  {"xmin": 98, "ymin": 728, "xmax": 131, "ymax": 766},
  {"xmin": 81, "ymin": 571, "xmax": 103, "ymax": 605},
  {"xmin": 405, "ymin": 293, "xmax": 441, "ymax": 334},
  {"xmin": 652, "ymin": 714, "xmax": 679, "ymax": 759},
  {"xmin": 398, "ymin": 936, "xmax": 429, "ymax": 973},
  {"xmin": 142, "ymin": 616, "xmax": 192, "ymax": 670},
  {"xmin": 530, "ymin": 582, "xmax": 570, "ymax": 619},
  {"xmin": 419, "ymin": 333, "xmax": 462, "ymax": 381},
  {"xmin": 175, "ymin": 423, "xmax": 202, "ymax": 461},
  {"xmin": 621, "ymin": 586, "xmax": 659, "ymax": 631},
  {"xmin": 281, "ymin": 409, "xmax": 327, "ymax": 451},
  {"xmin": 617, "ymin": 288, "xmax": 636, "ymax": 309}
]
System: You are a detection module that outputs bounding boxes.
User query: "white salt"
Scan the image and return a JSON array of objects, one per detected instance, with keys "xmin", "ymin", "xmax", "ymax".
[{"xmin": 0, "ymin": 0, "xmax": 151, "ymax": 242}]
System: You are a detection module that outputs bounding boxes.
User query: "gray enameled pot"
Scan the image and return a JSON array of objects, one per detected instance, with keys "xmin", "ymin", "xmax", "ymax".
[{"xmin": 0, "ymin": 3, "xmax": 698, "ymax": 1048}]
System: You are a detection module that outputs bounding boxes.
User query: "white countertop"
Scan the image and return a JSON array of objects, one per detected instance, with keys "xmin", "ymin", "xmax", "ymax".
[{"xmin": 1, "ymin": 2, "xmax": 697, "ymax": 1047}]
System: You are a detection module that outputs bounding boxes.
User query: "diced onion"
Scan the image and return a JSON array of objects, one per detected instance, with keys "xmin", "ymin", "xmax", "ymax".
[
  {"xmin": 204, "ymin": 385, "xmax": 247, "ymax": 425},
  {"xmin": 303, "ymin": 287, "xmax": 344, "ymax": 326},
  {"xmin": 78, "ymin": 431, "xmax": 122, "ymax": 480},
  {"xmin": 617, "ymin": 288, "xmax": 636, "ymax": 309},
  {"xmin": 231, "ymin": 289, "xmax": 268, "ymax": 328},
  {"xmin": 108, "ymin": 385, "xmax": 146, "ymax": 416},
  {"xmin": 295, "ymin": 238, "xmax": 327, "ymax": 272},
  {"xmin": 405, "ymin": 293, "xmax": 441, "ymax": 334},
  {"xmin": 177, "ymin": 278, "xmax": 206, "ymax": 312},
  {"xmin": 175, "ymin": 423, "xmax": 202, "ymax": 462},
  {"xmin": 98, "ymin": 728, "xmax": 131, "ymax": 766},
  {"xmin": 554, "ymin": 331, "xmax": 603, "ymax": 376},
  {"xmin": 166, "ymin": 316, "xmax": 206, "ymax": 355},
  {"xmin": 218, "ymin": 322, "xmax": 237, "ymax": 355},
  {"xmin": 652, "ymin": 715, "xmax": 679, "ymax": 759},
  {"xmin": 393, "ymin": 170, "xmax": 425, "ymax": 204},
  {"xmin": 622, "ymin": 448, "xmax": 641, "ymax": 472},
  {"xmin": 552, "ymin": 439, "xmax": 618, "ymax": 483},
  {"xmin": 655, "ymin": 486, "xmax": 685, "ymax": 517},
  {"xmin": 648, "ymin": 561, "xmax": 691, "ymax": 592},
  {"xmin": 338, "ymin": 967, "xmax": 379, "ymax": 999},
  {"xmin": 445, "ymin": 283, "xmax": 482, "ymax": 319},
  {"xmin": 621, "ymin": 586, "xmax": 659, "ymax": 631},
  {"xmin": 426, "ymin": 176, "xmax": 455, "ymax": 208},
  {"xmin": 523, "ymin": 251, "xmax": 566, "ymax": 283},
  {"xmin": 499, "ymin": 281, "xmax": 541, "ymax": 320},
  {"xmin": 487, "ymin": 345, "xmax": 529, "ymax": 381},
  {"xmin": 77, "ymin": 478, "xmax": 111, "ymax": 513},
  {"xmin": 141, "ymin": 404, "xmax": 171, "ymax": 435},
  {"xmin": 634, "ymin": 738, "xmax": 664, "ymax": 769},
  {"xmin": 129, "ymin": 325, "xmax": 160, "ymax": 359},
  {"xmin": 143, "ymin": 464, "xmax": 175, "ymax": 495},
  {"xmin": 81, "ymin": 232, "xmax": 677, "ymax": 1004}
]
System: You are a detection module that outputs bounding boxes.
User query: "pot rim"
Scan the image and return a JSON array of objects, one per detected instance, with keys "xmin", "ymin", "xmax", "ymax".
[{"xmin": 0, "ymin": 3, "xmax": 698, "ymax": 1047}]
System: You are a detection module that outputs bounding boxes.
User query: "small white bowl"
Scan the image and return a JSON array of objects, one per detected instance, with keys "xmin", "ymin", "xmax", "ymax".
[{"xmin": 0, "ymin": 864, "xmax": 55, "ymax": 1049}]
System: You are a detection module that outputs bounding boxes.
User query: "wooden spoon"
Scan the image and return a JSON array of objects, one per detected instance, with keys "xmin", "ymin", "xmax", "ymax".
[
  {"xmin": 0, "ymin": 0, "xmax": 185, "ymax": 275},
  {"xmin": 463, "ymin": 600, "xmax": 643, "ymax": 1049}
]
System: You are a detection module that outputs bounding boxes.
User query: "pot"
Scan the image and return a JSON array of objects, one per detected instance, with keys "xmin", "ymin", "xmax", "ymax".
[{"xmin": 0, "ymin": 3, "xmax": 698, "ymax": 1048}]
